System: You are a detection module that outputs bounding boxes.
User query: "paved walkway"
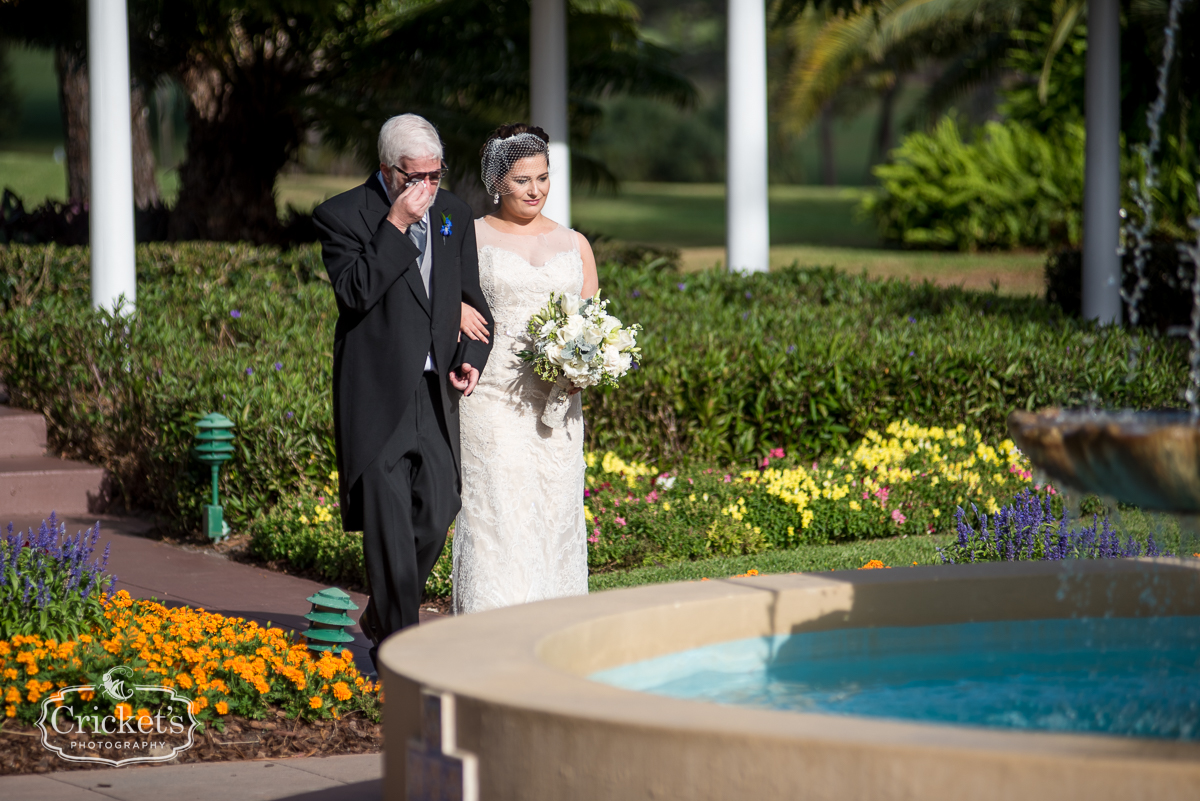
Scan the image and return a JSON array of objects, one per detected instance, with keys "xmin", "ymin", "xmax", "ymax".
[
  {"xmin": 2, "ymin": 513, "xmax": 444, "ymax": 801},
  {"xmin": 0, "ymin": 753, "xmax": 381, "ymax": 801}
]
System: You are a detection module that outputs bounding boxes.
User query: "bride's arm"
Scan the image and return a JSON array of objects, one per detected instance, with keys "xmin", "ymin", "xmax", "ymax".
[{"xmin": 578, "ymin": 232, "xmax": 599, "ymax": 299}]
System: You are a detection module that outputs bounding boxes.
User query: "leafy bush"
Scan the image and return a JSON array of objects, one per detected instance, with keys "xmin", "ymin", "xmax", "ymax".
[
  {"xmin": 0, "ymin": 590, "xmax": 379, "ymax": 727},
  {"xmin": 863, "ymin": 117, "xmax": 1085, "ymax": 251},
  {"xmin": 0, "ymin": 243, "xmax": 1190, "ymax": 535},
  {"xmin": 0, "ymin": 514, "xmax": 115, "ymax": 641},
  {"xmin": 583, "ymin": 422, "xmax": 1041, "ymax": 573}
]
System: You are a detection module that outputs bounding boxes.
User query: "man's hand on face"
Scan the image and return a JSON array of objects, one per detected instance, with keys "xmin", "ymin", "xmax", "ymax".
[
  {"xmin": 449, "ymin": 363, "xmax": 480, "ymax": 396},
  {"xmin": 383, "ymin": 156, "xmax": 441, "ymax": 233}
]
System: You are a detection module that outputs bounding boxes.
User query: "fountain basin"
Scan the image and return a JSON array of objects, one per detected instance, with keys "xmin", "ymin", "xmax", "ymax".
[
  {"xmin": 1008, "ymin": 408, "xmax": 1200, "ymax": 512},
  {"xmin": 380, "ymin": 560, "xmax": 1200, "ymax": 801}
]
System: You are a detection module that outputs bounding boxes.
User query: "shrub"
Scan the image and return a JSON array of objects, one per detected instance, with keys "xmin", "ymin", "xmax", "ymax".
[
  {"xmin": 0, "ymin": 590, "xmax": 379, "ymax": 728},
  {"xmin": 863, "ymin": 117, "xmax": 1085, "ymax": 251},
  {"xmin": 0, "ymin": 514, "xmax": 115, "ymax": 641},
  {"xmin": 583, "ymin": 421, "xmax": 1042, "ymax": 572},
  {"xmin": 0, "ymin": 244, "xmax": 1190, "ymax": 534}
]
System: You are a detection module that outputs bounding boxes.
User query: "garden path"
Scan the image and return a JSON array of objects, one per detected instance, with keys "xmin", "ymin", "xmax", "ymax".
[
  {"xmin": 5, "ymin": 513, "xmax": 446, "ymax": 677},
  {"xmin": 0, "ymin": 752, "xmax": 381, "ymax": 800}
]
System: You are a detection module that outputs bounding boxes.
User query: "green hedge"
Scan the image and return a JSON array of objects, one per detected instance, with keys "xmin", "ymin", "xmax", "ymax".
[{"xmin": 0, "ymin": 242, "xmax": 1189, "ymax": 535}]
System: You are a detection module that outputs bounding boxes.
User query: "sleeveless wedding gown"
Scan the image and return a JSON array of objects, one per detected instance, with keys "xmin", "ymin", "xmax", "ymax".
[{"xmin": 451, "ymin": 218, "xmax": 589, "ymax": 614}]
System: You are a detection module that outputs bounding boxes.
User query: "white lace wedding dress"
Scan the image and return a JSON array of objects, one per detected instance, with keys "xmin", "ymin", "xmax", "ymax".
[{"xmin": 451, "ymin": 218, "xmax": 589, "ymax": 614}]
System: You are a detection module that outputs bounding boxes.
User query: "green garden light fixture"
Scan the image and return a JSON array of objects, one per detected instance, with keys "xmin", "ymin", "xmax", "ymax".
[
  {"xmin": 303, "ymin": 588, "xmax": 359, "ymax": 652},
  {"xmin": 194, "ymin": 412, "xmax": 235, "ymax": 541}
]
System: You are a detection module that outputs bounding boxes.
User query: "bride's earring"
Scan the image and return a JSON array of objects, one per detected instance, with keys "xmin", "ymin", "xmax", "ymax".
[{"xmin": 492, "ymin": 193, "xmax": 500, "ymax": 205}]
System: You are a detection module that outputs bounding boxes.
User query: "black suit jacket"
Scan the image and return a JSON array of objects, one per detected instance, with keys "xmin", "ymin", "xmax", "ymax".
[{"xmin": 313, "ymin": 178, "xmax": 493, "ymax": 530}]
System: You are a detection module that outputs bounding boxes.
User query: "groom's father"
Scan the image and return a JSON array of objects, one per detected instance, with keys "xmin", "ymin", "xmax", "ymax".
[{"xmin": 314, "ymin": 114, "xmax": 493, "ymax": 658}]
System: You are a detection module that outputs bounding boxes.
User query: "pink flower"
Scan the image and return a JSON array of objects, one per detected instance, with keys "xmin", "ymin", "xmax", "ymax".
[
  {"xmin": 687, "ymin": 477, "xmax": 694, "ymax": 484},
  {"xmin": 1048, "ymin": 486, "xmax": 1057, "ymax": 495},
  {"xmin": 646, "ymin": 491, "xmax": 659, "ymax": 503},
  {"xmin": 584, "ymin": 489, "xmax": 591, "ymax": 498},
  {"xmin": 613, "ymin": 499, "xmax": 621, "ymax": 507},
  {"xmin": 760, "ymin": 457, "xmax": 770, "ymax": 468},
  {"xmin": 317, "ymin": 496, "xmax": 325, "ymax": 504},
  {"xmin": 812, "ymin": 462, "xmax": 818, "ymax": 471},
  {"xmin": 891, "ymin": 509, "xmax": 907, "ymax": 525},
  {"xmin": 770, "ymin": 448, "xmax": 785, "ymax": 459},
  {"xmin": 723, "ymin": 474, "xmax": 732, "ymax": 483},
  {"xmin": 615, "ymin": 517, "xmax": 626, "ymax": 527}
]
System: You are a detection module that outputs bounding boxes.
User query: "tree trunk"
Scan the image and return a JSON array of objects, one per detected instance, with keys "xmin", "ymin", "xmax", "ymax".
[
  {"xmin": 54, "ymin": 47, "xmax": 159, "ymax": 208},
  {"xmin": 130, "ymin": 86, "xmax": 160, "ymax": 208},
  {"xmin": 169, "ymin": 63, "xmax": 301, "ymax": 242},
  {"xmin": 819, "ymin": 102, "xmax": 836, "ymax": 186},
  {"xmin": 868, "ymin": 73, "xmax": 902, "ymax": 180},
  {"xmin": 55, "ymin": 46, "xmax": 89, "ymax": 205}
]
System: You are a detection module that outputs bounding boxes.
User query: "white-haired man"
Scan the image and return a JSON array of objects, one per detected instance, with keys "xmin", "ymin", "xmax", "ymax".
[{"xmin": 314, "ymin": 114, "xmax": 493, "ymax": 667}]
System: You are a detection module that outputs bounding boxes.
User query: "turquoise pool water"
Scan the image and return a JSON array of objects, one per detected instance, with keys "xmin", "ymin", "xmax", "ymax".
[{"xmin": 591, "ymin": 617, "xmax": 1200, "ymax": 740}]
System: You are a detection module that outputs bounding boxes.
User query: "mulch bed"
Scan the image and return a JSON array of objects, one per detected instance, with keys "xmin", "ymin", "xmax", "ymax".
[{"xmin": 0, "ymin": 710, "xmax": 380, "ymax": 775}]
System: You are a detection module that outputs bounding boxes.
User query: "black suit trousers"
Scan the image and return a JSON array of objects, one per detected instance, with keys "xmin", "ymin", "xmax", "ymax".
[{"xmin": 359, "ymin": 373, "xmax": 459, "ymax": 637}]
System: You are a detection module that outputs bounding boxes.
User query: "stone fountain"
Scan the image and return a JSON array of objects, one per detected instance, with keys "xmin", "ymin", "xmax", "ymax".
[{"xmin": 1011, "ymin": 0, "xmax": 1200, "ymax": 523}]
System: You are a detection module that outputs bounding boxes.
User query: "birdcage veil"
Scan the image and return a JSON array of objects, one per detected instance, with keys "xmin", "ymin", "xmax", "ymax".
[{"xmin": 480, "ymin": 132, "xmax": 550, "ymax": 199}]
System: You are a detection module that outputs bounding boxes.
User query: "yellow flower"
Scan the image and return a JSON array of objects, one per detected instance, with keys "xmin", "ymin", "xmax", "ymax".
[
  {"xmin": 932, "ymin": 508, "xmax": 941, "ymax": 518},
  {"xmin": 584, "ymin": 507, "xmax": 593, "ymax": 522},
  {"xmin": 662, "ymin": 501, "xmax": 671, "ymax": 512},
  {"xmin": 309, "ymin": 695, "xmax": 323, "ymax": 709}
]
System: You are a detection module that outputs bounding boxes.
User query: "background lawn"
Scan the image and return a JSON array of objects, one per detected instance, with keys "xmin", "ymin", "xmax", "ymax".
[{"xmin": 588, "ymin": 535, "xmax": 950, "ymax": 592}]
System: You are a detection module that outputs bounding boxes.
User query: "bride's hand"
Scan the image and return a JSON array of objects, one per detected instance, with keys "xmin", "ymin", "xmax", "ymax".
[{"xmin": 460, "ymin": 303, "xmax": 490, "ymax": 343}]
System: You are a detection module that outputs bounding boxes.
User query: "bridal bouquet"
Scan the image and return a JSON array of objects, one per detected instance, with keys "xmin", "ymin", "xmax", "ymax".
[{"xmin": 519, "ymin": 292, "xmax": 642, "ymax": 428}]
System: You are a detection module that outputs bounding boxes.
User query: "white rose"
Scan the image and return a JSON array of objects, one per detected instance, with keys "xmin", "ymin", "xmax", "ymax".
[
  {"xmin": 557, "ymin": 315, "xmax": 585, "ymax": 344},
  {"xmin": 543, "ymin": 343, "xmax": 564, "ymax": 365},
  {"xmin": 559, "ymin": 293, "xmax": 581, "ymax": 316},
  {"xmin": 601, "ymin": 314, "xmax": 622, "ymax": 335},
  {"xmin": 607, "ymin": 328, "xmax": 635, "ymax": 351},
  {"xmin": 581, "ymin": 322, "xmax": 606, "ymax": 346},
  {"xmin": 561, "ymin": 361, "xmax": 588, "ymax": 382},
  {"xmin": 539, "ymin": 319, "xmax": 558, "ymax": 338},
  {"xmin": 602, "ymin": 345, "xmax": 631, "ymax": 375}
]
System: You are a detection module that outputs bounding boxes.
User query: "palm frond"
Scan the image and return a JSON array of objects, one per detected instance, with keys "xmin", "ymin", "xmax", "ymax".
[{"xmin": 1038, "ymin": 0, "xmax": 1084, "ymax": 104}]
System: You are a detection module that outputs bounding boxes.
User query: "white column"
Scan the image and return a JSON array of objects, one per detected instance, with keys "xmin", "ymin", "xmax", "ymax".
[
  {"xmin": 531, "ymin": 0, "xmax": 571, "ymax": 228},
  {"xmin": 1082, "ymin": 0, "xmax": 1120, "ymax": 323},
  {"xmin": 88, "ymin": 0, "xmax": 137, "ymax": 312},
  {"xmin": 726, "ymin": 0, "xmax": 770, "ymax": 274}
]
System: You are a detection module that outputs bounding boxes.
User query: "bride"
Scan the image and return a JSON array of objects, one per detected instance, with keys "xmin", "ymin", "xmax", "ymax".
[{"xmin": 451, "ymin": 123, "xmax": 599, "ymax": 614}]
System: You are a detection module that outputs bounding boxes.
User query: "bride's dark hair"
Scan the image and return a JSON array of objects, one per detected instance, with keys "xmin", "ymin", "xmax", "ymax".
[{"xmin": 480, "ymin": 123, "xmax": 551, "ymax": 195}]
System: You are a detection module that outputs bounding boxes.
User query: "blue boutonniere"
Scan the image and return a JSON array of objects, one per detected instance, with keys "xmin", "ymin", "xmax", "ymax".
[{"xmin": 440, "ymin": 212, "xmax": 453, "ymax": 239}]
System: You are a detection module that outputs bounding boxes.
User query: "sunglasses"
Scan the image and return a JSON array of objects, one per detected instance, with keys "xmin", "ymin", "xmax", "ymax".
[{"xmin": 392, "ymin": 161, "xmax": 449, "ymax": 186}]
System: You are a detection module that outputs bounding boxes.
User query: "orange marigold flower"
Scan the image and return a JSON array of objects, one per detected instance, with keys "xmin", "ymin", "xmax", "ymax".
[
  {"xmin": 4, "ymin": 704, "xmax": 15, "ymax": 718},
  {"xmin": 216, "ymin": 700, "xmax": 229, "ymax": 715},
  {"xmin": 308, "ymin": 695, "xmax": 323, "ymax": 709},
  {"xmin": 332, "ymin": 682, "xmax": 352, "ymax": 702},
  {"xmin": 858, "ymin": 560, "xmax": 889, "ymax": 570},
  {"xmin": 4, "ymin": 687, "xmax": 21, "ymax": 704},
  {"xmin": 115, "ymin": 703, "xmax": 133, "ymax": 721}
]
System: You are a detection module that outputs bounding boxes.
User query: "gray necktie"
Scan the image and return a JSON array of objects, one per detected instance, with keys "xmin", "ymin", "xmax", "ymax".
[{"xmin": 408, "ymin": 218, "xmax": 431, "ymax": 295}]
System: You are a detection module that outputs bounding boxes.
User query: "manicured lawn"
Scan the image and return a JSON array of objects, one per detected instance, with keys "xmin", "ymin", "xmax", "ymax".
[
  {"xmin": 573, "ymin": 182, "xmax": 878, "ymax": 248},
  {"xmin": 678, "ymin": 244, "xmax": 1047, "ymax": 296},
  {"xmin": 0, "ymin": 151, "xmax": 65, "ymax": 202},
  {"xmin": 588, "ymin": 535, "xmax": 950, "ymax": 593}
]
